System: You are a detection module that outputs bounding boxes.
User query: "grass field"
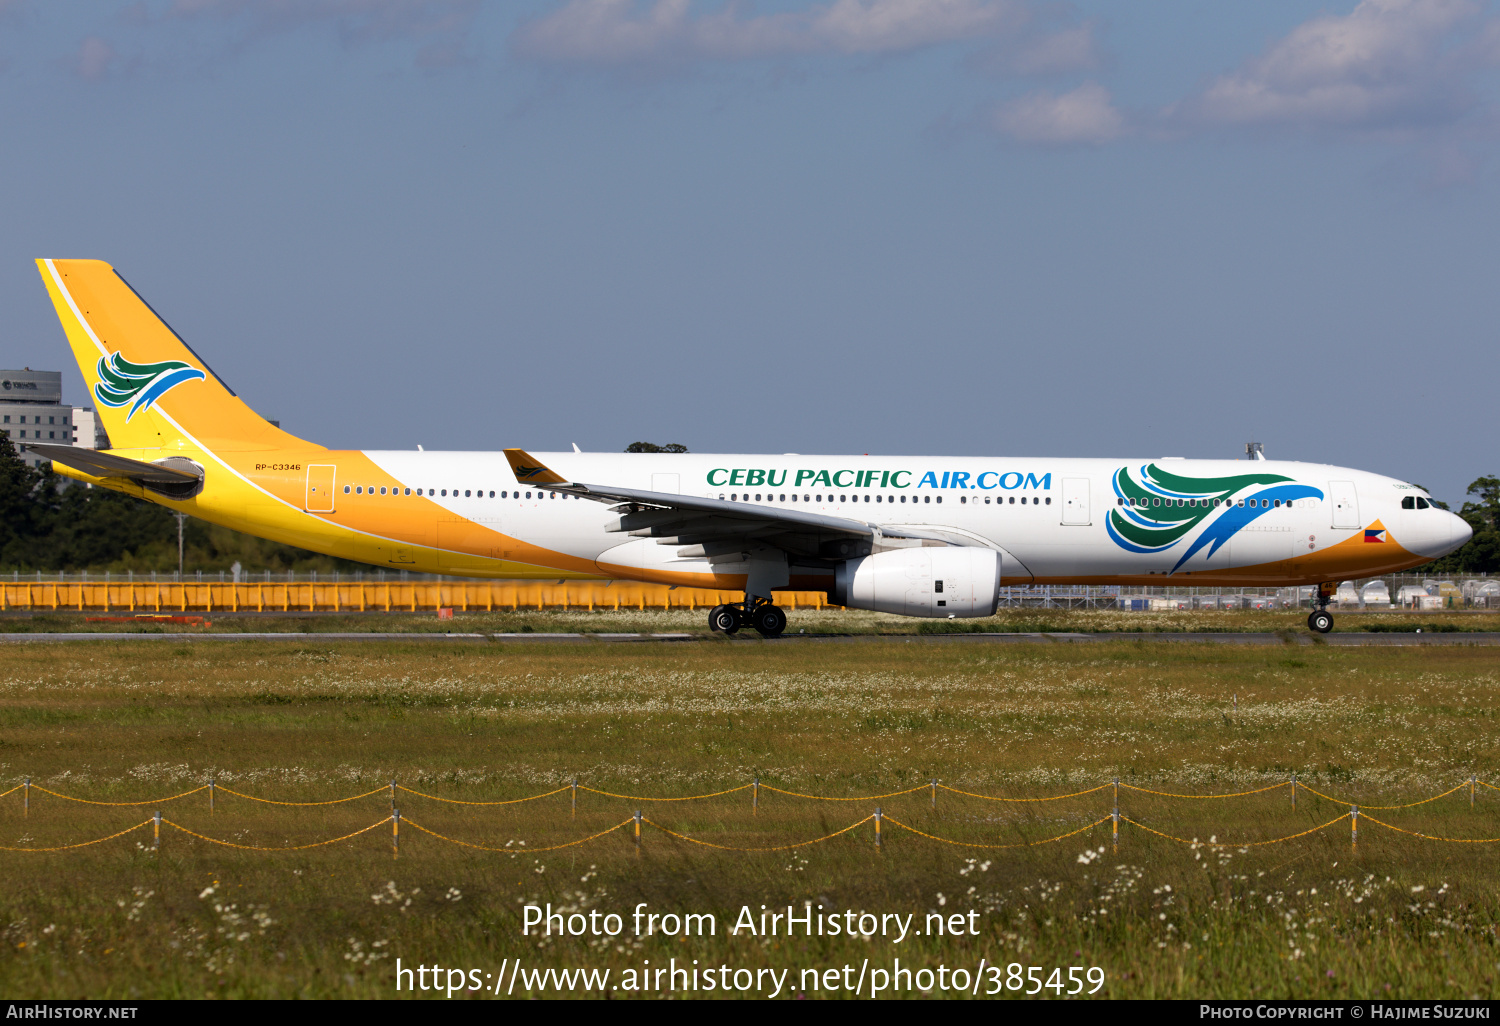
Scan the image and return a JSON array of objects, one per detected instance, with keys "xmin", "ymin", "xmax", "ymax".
[
  {"xmin": 1, "ymin": 634, "xmax": 1497, "ymax": 999},
  {"xmin": 4, "ymin": 605, "xmax": 1500, "ymax": 636}
]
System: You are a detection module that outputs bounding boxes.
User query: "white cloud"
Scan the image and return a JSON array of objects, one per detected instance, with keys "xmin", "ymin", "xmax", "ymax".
[
  {"xmin": 514, "ymin": 0, "xmax": 1029, "ymax": 65},
  {"xmin": 1178, "ymin": 0, "xmax": 1489, "ymax": 132},
  {"xmin": 993, "ymin": 80, "xmax": 1127, "ymax": 144},
  {"xmin": 72, "ymin": 35, "xmax": 118, "ymax": 80},
  {"xmin": 997, "ymin": 21, "xmax": 1101, "ymax": 76},
  {"xmin": 166, "ymin": 0, "xmax": 479, "ymax": 46}
]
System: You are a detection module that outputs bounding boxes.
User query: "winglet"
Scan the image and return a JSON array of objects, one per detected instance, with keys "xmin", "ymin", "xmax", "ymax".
[{"xmin": 503, "ymin": 449, "xmax": 568, "ymax": 485}]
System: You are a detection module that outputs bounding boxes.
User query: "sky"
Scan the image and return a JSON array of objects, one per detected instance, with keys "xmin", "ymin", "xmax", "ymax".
[{"xmin": 0, "ymin": 0, "xmax": 1497, "ymax": 505}]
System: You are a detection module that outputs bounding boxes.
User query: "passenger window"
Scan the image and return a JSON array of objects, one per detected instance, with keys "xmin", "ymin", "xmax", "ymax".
[
  {"xmin": 356, "ymin": 486, "xmax": 363, "ymax": 494},
  {"xmin": 936, "ymin": 496, "xmax": 942, "ymax": 504},
  {"xmin": 864, "ymin": 495, "xmax": 870, "ymax": 503},
  {"xmin": 960, "ymin": 496, "xmax": 966, "ymax": 504},
  {"xmin": 343, "ymin": 485, "xmax": 350, "ymax": 494},
  {"xmin": 780, "ymin": 494, "xmax": 786, "ymax": 502},
  {"xmin": 923, "ymin": 496, "xmax": 930, "ymax": 504},
  {"xmin": 1045, "ymin": 497, "xmax": 1051, "ymax": 505},
  {"xmin": 899, "ymin": 496, "xmax": 906, "ymax": 503}
]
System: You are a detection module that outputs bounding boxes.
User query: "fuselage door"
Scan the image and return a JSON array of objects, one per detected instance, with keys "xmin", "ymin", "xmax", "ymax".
[
  {"xmin": 306, "ymin": 464, "xmax": 336, "ymax": 513},
  {"xmin": 1328, "ymin": 480, "xmax": 1360, "ymax": 529},
  {"xmin": 1061, "ymin": 477, "xmax": 1091, "ymax": 525}
]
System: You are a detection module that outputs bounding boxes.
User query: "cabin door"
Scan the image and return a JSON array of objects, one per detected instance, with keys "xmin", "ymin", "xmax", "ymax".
[
  {"xmin": 305, "ymin": 465, "xmax": 336, "ymax": 513},
  {"xmin": 1328, "ymin": 481, "xmax": 1360, "ymax": 529},
  {"xmin": 1061, "ymin": 477, "xmax": 1091, "ymax": 525}
]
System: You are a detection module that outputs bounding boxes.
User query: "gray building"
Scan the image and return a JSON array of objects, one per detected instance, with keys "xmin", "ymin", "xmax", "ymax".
[{"xmin": 0, "ymin": 369, "xmax": 88, "ymax": 469}]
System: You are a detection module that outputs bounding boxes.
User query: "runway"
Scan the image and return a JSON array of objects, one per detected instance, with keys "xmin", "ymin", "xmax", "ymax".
[{"xmin": 2, "ymin": 631, "xmax": 1497, "ymax": 645}]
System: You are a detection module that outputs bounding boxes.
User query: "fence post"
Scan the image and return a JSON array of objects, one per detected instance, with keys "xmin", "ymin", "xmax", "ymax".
[
  {"xmin": 931, "ymin": 779, "xmax": 937, "ymax": 810},
  {"xmin": 23, "ymin": 777, "xmax": 29, "ymax": 817},
  {"xmin": 392, "ymin": 809, "xmax": 401, "ymax": 860},
  {"xmin": 209, "ymin": 777, "xmax": 215, "ymax": 815},
  {"xmin": 1291, "ymin": 773, "xmax": 1296, "ymax": 810},
  {"xmin": 1472, "ymin": 776, "xmax": 1476, "ymax": 808},
  {"xmin": 571, "ymin": 777, "xmax": 578, "ymax": 818},
  {"xmin": 390, "ymin": 778, "xmax": 396, "ymax": 813},
  {"xmin": 753, "ymin": 777, "xmax": 759, "ymax": 816},
  {"xmin": 634, "ymin": 810, "xmax": 642, "ymax": 857},
  {"xmin": 1112, "ymin": 776, "xmax": 1119, "ymax": 851},
  {"xmin": 1350, "ymin": 806, "xmax": 1358, "ymax": 851},
  {"xmin": 874, "ymin": 807, "xmax": 882, "ymax": 851},
  {"xmin": 153, "ymin": 810, "xmax": 161, "ymax": 851}
]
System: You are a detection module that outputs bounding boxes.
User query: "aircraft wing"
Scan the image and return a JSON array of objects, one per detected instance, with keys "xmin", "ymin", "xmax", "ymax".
[{"xmin": 503, "ymin": 448, "xmax": 960, "ymax": 561}]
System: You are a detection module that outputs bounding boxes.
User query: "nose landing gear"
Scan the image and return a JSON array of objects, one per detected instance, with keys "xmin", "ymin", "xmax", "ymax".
[
  {"xmin": 1307, "ymin": 581, "xmax": 1336, "ymax": 634},
  {"xmin": 707, "ymin": 596, "xmax": 788, "ymax": 638}
]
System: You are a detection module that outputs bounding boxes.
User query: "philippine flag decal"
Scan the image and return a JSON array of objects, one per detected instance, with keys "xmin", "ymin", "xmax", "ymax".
[{"xmin": 1365, "ymin": 527, "xmax": 1387, "ymax": 543}]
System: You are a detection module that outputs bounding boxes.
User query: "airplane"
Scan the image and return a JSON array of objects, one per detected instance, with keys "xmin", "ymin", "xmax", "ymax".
[{"xmin": 24, "ymin": 259, "xmax": 1472, "ymax": 637}]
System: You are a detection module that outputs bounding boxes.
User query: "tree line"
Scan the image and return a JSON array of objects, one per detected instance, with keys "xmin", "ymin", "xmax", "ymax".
[{"xmin": 1, "ymin": 434, "xmax": 1495, "ymax": 574}]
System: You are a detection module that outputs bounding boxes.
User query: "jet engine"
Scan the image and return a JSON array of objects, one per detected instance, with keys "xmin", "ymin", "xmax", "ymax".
[{"xmin": 831, "ymin": 546, "xmax": 1001, "ymax": 618}]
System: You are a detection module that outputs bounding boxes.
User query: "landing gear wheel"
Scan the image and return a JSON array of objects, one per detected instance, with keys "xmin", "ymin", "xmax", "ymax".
[
  {"xmin": 751, "ymin": 604, "xmax": 787, "ymax": 638},
  {"xmin": 708, "ymin": 604, "xmax": 740, "ymax": 635},
  {"xmin": 1308, "ymin": 610, "xmax": 1333, "ymax": 634}
]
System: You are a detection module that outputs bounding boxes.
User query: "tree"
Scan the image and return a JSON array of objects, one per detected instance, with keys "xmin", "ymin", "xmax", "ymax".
[
  {"xmin": 0, "ymin": 434, "xmax": 44, "ymax": 565},
  {"xmin": 624, "ymin": 442, "xmax": 688, "ymax": 453}
]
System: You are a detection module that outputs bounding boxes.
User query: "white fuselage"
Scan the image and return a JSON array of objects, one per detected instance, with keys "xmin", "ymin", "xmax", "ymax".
[{"xmin": 351, "ymin": 451, "xmax": 1468, "ymax": 587}]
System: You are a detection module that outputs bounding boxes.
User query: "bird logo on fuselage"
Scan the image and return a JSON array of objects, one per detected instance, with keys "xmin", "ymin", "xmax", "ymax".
[{"xmin": 1108, "ymin": 463, "xmax": 1324, "ymax": 572}]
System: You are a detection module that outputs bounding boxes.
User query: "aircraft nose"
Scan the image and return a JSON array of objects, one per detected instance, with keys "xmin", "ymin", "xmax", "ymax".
[
  {"xmin": 1408, "ymin": 509, "xmax": 1471, "ymax": 559},
  {"xmin": 1448, "ymin": 511, "xmax": 1473, "ymax": 552}
]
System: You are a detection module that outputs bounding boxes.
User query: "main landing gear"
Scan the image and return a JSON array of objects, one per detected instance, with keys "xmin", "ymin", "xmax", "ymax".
[
  {"xmin": 708, "ymin": 597, "xmax": 787, "ymax": 638},
  {"xmin": 1307, "ymin": 581, "xmax": 1336, "ymax": 634}
]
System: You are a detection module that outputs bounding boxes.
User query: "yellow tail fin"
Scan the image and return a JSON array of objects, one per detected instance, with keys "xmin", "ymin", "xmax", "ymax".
[{"xmin": 36, "ymin": 259, "xmax": 316, "ymax": 453}]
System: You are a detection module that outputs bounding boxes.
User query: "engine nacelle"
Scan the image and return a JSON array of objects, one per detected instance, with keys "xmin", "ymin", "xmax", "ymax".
[{"xmin": 831, "ymin": 547, "xmax": 1001, "ymax": 618}]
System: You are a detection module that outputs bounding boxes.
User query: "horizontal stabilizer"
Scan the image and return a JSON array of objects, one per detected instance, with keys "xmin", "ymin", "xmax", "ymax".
[{"xmin": 25, "ymin": 443, "xmax": 203, "ymax": 497}]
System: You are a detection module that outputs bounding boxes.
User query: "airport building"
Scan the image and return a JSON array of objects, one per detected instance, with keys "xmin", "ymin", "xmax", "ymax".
[{"xmin": 0, "ymin": 368, "xmax": 102, "ymax": 469}]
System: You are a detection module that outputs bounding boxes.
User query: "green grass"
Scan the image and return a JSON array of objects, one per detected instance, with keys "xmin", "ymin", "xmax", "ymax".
[
  {"xmin": 3, "ymin": 606, "xmax": 1499, "ymax": 636},
  {"xmin": 0, "ymin": 638, "xmax": 1497, "ymax": 999}
]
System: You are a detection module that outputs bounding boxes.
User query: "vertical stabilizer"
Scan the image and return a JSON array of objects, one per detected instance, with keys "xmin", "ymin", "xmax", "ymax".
[{"xmin": 36, "ymin": 259, "xmax": 317, "ymax": 453}]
